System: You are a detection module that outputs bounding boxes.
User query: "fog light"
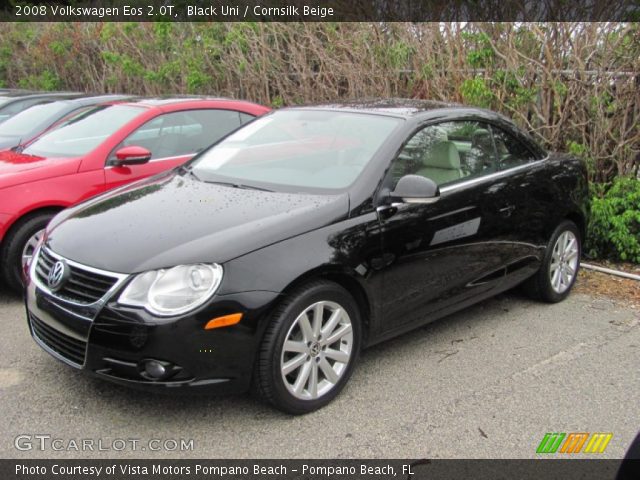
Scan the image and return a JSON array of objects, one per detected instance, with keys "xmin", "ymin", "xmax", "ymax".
[
  {"xmin": 144, "ymin": 360, "xmax": 167, "ymax": 379},
  {"xmin": 138, "ymin": 359, "xmax": 183, "ymax": 382}
]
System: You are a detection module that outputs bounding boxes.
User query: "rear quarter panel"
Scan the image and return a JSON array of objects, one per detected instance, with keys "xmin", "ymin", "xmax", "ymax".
[{"xmin": 539, "ymin": 153, "xmax": 590, "ymax": 241}]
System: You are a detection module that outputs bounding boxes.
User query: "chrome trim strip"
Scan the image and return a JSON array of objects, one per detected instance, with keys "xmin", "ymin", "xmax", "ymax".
[
  {"xmin": 30, "ymin": 246, "xmax": 130, "ymax": 320},
  {"xmin": 38, "ymin": 246, "xmax": 128, "ymax": 280},
  {"xmin": 439, "ymin": 157, "xmax": 547, "ymax": 194},
  {"xmin": 45, "ymin": 296, "xmax": 100, "ymax": 322},
  {"xmin": 427, "ymin": 205, "xmax": 475, "ymax": 221}
]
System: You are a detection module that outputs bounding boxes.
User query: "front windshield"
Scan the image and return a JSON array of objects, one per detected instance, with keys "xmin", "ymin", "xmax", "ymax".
[
  {"xmin": 23, "ymin": 105, "xmax": 143, "ymax": 157},
  {"xmin": 191, "ymin": 110, "xmax": 402, "ymax": 191},
  {"xmin": 0, "ymin": 101, "xmax": 70, "ymax": 137}
]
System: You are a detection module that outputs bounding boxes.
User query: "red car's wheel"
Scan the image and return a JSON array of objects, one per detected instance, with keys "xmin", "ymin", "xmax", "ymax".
[{"xmin": 1, "ymin": 212, "xmax": 54, "ymax": 292}]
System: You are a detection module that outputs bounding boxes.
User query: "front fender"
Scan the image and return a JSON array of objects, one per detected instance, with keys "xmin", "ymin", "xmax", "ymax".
[{"xmin": 219, "ymin": 213, "xmax": 384, "ymax": 333}]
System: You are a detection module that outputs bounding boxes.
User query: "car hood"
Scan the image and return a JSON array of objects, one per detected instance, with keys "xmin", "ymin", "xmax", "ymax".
[
  {"xmin": 0, "ymin": 150, "xmax": 79, "ymax": 189},
  {"xmin": 47, "ymin": 171, "xmax": 349, "ymax": 273}
]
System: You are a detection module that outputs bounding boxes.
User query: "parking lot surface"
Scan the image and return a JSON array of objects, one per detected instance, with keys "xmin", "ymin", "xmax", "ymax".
[{"xmin": 1, "ymin": 285, "xmax": 638, "ymax": 459}]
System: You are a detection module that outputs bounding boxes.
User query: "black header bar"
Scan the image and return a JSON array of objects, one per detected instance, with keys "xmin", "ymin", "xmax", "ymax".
[
  {"xmin": 3, "ymin": 459, "xmax": 639, "ymax": 480},
  {"xmin": 1, "ymin": 0, "xmax": 639, "ymax": 22}
]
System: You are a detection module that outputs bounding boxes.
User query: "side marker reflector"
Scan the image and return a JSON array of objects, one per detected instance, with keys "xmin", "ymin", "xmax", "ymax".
[{"xmin": 204, "ymin": 313, "xmax": 243, "ymax": 330}]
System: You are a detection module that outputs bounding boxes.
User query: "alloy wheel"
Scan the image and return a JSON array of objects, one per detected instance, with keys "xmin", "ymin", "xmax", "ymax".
[
  {"xmin": 280, "ymin": 300, "xmax": 353, "ymax": 400},
  {"xmin": 549, "ymin": 230, "xmax": 579, "ymax": 294},
  {"xmin": 21, "ymin": 228, "xmax": 44, "ymax": 273}
]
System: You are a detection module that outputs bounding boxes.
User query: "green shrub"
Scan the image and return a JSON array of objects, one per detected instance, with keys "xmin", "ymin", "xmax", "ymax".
[
  {"xmin": 17, "ymin": 70, "xmax": 61, "ymax": 91},
  {"xmin": 460, "ymin": 77, "xmax": 494, "ymax": 108},
  {"xmin": 586, "ymin": 177, "xmax": 640, "ymax": 263}
]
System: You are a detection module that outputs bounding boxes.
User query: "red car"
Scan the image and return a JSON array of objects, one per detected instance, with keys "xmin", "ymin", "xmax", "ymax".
[{"xmin": 0, "ymin": 97, "xmax": 269, "ymax": 291}]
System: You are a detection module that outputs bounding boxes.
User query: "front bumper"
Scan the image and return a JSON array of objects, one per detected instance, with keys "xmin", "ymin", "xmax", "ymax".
[{"xmin": 25, "ymin": 248, "xmax": 280, "ymax": 395}]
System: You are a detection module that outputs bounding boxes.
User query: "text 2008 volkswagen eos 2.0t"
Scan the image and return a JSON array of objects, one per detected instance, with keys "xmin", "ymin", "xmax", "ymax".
[{"xmin": 26, "ymin": 100, "xmax": 589, "ymax": 414}]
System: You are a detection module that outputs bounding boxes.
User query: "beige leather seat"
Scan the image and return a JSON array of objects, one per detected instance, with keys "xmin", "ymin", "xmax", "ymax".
[
  {"xmin": 416, "ymin": 141, "xmax": 462, "ymax": 185},
  {"xmin": 469, "ymin": 128, "xmax": 495, "ymax": 172}
]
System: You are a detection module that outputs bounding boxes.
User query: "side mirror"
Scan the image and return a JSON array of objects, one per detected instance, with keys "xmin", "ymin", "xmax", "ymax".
[
  {"xmin": 112, "ymin": 146, "xmax": 152, "ymax": 166},
  {"xmin": 390, "ymin": 174, "xmax": 440, "ymax": 204}
]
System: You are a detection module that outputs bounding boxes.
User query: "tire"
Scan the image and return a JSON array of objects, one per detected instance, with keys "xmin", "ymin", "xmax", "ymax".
[
  {"xmin": 252, "ymin": 280, "xmax": 362, "ymax": 414},
  {"xmin": 1, "ymin": 212, "xmax": 54, "ymax": 293},
  {"xmin": 523, "ymin": 220, "xmax": 581, "ymax": 303}
]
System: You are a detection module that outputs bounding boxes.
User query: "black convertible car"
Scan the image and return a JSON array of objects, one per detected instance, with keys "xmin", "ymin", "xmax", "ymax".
[{"xmin": 25, "ymin": 100, "xmax": 588, "ymax": 413}]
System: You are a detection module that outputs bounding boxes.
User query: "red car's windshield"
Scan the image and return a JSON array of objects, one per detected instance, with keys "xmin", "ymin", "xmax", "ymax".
[{"xmin": 23, "ymin": 105, "xmax": 143, "ymax": 158}]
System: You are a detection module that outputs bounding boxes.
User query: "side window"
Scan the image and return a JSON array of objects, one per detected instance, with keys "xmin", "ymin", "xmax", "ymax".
[
  {"xmin": 390, "ymin": 121, "xmax": 497, "ymax": 188},
  {"xmin": 193, "ymin": 110, "xmax": 252, "ymax": 150},
  {"xmin": 110, "ymin": 109, "xmax": 251, "ymax": 162},
  {"xmin": 490, "ymin": 126, "xmax": 537, "ymax": 170}
]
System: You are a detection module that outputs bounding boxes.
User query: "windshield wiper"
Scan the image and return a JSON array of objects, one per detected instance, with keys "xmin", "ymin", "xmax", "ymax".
[
  {"xmin": 204, "ymin": 180, "xmax": 273, "ymax": 192},
  {"xmin": 180, "ymin": 166, "xmax": 200, "ymax": 180},
  {"xmin": 12, "ymin": 139, "xmax": 24, "ymax": 153},
  {"xmin": 182, "ymin": 167, "xmax": 272, "ymax": 192},
  {"xmin": 13, "ymin": 147, "xmax": 36, "ymax": 156}
]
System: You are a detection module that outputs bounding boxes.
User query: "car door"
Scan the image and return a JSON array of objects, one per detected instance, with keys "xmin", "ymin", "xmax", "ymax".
[
  {"xmin": 487, "ymin": 123, "xmax": 550, "ymax": 282},
  {"xmin": 377, "ymin": 120, "xmax": 524, "ymax": 334},
  {"xmin": 104, "ymin": 109, "xmax": 250, "ymax": 190}
]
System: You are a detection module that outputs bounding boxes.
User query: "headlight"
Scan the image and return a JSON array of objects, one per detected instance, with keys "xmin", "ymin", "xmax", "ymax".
[{"xmin": 118, "ymin": 264, "xmax": 223, "ymax": 316}]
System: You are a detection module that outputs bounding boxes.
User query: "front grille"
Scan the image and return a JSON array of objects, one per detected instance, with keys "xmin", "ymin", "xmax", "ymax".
[
  {"xmin": 29, "ymin": 313, "xmax": 86, "ymax": 367},
  {"xmin": 34, "ymin": 248, "xmax": 119, "ymax": 304}
]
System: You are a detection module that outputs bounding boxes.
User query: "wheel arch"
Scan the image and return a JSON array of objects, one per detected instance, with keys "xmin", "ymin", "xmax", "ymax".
[
  {"xmin": 1, "ymin": 205, "xmax": 65, "ymax": 252},
  {"xmin": 565, "ymin": 210, "xmax": 586, "ymax": 242},
  {"xmin": 277, "ymin": 266, "xmax": 373, "ymax": 345}
]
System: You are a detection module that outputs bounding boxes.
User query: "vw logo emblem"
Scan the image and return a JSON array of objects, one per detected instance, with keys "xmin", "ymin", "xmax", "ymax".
[{"xmin": 47, "ymin": 260, "xmax": 68, "ymax": 291}]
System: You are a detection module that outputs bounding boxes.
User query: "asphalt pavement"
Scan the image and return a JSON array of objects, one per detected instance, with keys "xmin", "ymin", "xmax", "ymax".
[{"xmin": 1, "ymin": 284, "xmax": 638, "ymax": 459}]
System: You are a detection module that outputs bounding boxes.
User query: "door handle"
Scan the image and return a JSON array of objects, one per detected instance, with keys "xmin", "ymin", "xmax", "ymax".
[{"xmin": 499, "ymin": 205, "xmax": 516, "ymax": 217}]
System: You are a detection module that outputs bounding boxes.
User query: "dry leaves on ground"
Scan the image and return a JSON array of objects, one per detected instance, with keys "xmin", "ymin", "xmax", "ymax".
[{"xmin": 575, "ymin": 265, "xmax": 640, "ymax": 308}]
